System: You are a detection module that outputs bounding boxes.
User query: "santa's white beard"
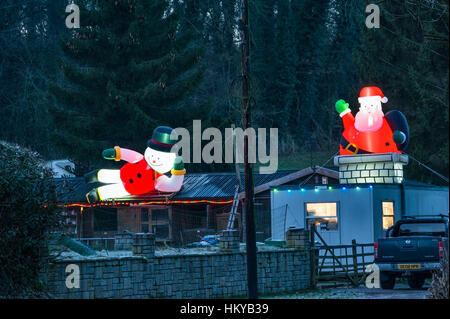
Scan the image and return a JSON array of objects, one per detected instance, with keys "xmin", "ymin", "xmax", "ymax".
[{"xmin": 354, "ymin": 109, "xmax": 384, "ymax": 132}]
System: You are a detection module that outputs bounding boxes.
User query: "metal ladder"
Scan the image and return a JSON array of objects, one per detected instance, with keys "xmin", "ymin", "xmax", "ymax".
[{"xmin": 226, "ymin": 185, "xmax": 240, "ymax": 230}]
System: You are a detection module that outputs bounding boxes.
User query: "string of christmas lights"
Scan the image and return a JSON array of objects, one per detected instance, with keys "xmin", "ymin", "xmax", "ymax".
[{"xmin": 52, "ymin": 199, "xmax": 234, "ymax": 208}]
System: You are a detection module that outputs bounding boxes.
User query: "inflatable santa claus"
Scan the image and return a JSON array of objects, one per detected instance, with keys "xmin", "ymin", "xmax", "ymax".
[{"xmin": 336, "ymin": 86, "xmax": 409, "ymax": 155}]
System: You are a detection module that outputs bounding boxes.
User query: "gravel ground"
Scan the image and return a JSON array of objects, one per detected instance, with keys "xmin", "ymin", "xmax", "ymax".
[{"xmin": 264, "ymin": 283, "xmax": 431, "ymax": 299}]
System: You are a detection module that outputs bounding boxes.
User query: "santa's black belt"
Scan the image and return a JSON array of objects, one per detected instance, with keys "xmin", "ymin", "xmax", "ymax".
[{"xmin": 340, "ymin": 136, "xmax": 372, "ymax": 154}]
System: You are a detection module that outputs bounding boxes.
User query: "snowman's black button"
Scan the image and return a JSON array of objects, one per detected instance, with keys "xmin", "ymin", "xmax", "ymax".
[
  {"xmin": 137, "ymin": 173, "xmax": 142, "ymax": 178},
  {"xmin": 129, "ymin": 179, "xmax": 134, "ymax": 183},
  {"xmin": 385, "ymin": 142, "xmax": 390, "ymax": 146}
]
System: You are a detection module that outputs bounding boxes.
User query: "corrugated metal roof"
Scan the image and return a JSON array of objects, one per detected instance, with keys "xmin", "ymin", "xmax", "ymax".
[
  {"xmin": 173, "ymin": 170, "xmax": 298, "ymax": 199},
  {"xmin": 54, "ymin": 170, "xmax": 301, "ymax": 203},
  {"xmin": 54, "ymin": 170, "xmax": 442, "ymax": 204}
]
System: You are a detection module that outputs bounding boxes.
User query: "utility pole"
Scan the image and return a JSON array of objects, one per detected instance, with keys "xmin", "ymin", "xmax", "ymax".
[{"xmin": 240, "ymin": 0, "xmax": 258, "ymax": 299}]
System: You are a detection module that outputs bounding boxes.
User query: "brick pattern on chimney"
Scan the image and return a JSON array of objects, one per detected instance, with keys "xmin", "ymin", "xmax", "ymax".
[{"xmin": 334, "ymin": 153, "xmax": 408, "ymax": 184}]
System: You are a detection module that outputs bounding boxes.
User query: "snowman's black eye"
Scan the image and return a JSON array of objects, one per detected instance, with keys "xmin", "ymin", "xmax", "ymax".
[
  {"xmin": 137, "ymin": 173, "xmax": 142, "ymax": 178},
  {"xmin": 129, "ymin": 179, "xmax": 134, "ymax": 183}
]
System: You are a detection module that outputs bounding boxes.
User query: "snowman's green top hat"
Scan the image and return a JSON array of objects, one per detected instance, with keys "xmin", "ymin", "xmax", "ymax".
[{"xmin": 147, "ymin": 126, "xmax": 178, "ymax": 152}]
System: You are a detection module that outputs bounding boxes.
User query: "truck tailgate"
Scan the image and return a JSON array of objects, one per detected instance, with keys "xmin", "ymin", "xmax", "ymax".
[{"xmin": 377, "ymin": 236, "xmax": 441, "ymax": 262}]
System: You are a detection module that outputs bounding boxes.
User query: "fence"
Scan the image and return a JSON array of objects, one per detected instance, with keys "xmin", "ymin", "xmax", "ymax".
[{"xmin": 309, "ymin": 226, "xmax": 374, "ymax": 287}]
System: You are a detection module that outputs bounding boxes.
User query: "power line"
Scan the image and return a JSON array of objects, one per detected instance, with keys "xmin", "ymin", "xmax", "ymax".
[
  {"xmin": 405, "ymin": 153, "xmax": 449, "ymax": 184},
  {"xmin": 299, "ymin": 150, "xmax": 340, "ymax": 187}
]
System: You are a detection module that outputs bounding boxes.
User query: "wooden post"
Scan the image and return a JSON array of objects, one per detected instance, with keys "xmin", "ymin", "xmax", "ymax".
[
  {"xmin": 240, "ymin": 0, "xmax": 257, "ymax": 299},
  {"xmin": 309, "ymin": 223, "xmax": 316, "ymax": 289},
  {"xmin": 351, "ymin": 239, "xmax": 358, "ymax": 286}
]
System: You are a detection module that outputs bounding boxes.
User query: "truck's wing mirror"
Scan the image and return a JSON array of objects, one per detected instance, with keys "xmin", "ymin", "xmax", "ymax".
[{"xmin": 386, "ymin": 226, "xmax": 394, "ymax": 237}]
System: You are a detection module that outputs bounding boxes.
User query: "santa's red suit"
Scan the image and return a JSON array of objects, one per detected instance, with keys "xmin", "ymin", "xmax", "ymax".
[
  {"xmin": 337, "ymin": 86, "xmax": 409, "ymax": 155},
  {"xmin": 340, "ymin": 113, "xmax": 400, "ymax": 155}
]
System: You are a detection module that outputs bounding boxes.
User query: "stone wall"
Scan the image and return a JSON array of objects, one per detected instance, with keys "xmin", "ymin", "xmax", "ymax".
[
  {"xmin": 45, "ymin": 233, "xmax": 310, "ymax": 299},
  {"xmin": 219, "ymin": 230, "xmax": 240, "ymax": 252},
  {"xmin": 114, "ymin": 232, "xmax": 134, "ymax": 251},
  {"xmin": 334, "ymin": 153, "xmax": 408, "ymax": 184},
  {"xmin": 285, "ymin": 227, "xmax": 310, "ymax": 250}
]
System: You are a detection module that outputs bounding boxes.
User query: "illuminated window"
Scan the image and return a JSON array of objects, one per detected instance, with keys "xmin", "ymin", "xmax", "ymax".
[
  {"xmin": 382, "ymin": 201, "xmax": 395, "ymax": 230},
  {"xmin": 306, "ymin": 202, "xmax": 338, "ymax": 231}
]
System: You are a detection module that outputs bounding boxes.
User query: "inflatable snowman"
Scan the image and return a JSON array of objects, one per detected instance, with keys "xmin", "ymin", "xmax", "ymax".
[{"xmin": 84, "ymin": 126, "xmax": 185, "ymax": 203}]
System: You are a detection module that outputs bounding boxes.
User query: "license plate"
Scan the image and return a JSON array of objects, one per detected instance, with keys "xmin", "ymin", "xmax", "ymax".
[{"xmin": 398, "ymin": 264, "xmax": 421, "ymax": 270}]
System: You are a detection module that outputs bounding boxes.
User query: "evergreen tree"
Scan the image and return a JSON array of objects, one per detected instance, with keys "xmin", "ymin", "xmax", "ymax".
[
  {"xmin": 354, "ymin": 0, "xmax": 449, "ymax": 184},
  {"xmin": 313, "ymin": 0, "xmax": 362, "ymax": 148},
  {"xmin": 250, "ymin": 0, "xmax": 278, "ymax": 129},
  {"xmin": 271, "ymin": 0, "xmax": 298, "ymax": 144},
  {"xmin": 290, "ymin": 0, "xmax": 332, "ymax": 149},
  {"xmin": 50, "ymin": 0, "xmax": 204, "ymax": 173}
]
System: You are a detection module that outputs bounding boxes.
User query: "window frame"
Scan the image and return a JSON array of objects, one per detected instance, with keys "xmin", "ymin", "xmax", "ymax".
[
  {"xmin": 381, "ymin": 201, "xmax": 395, "ymax": 231},
  {"xmin": 139, "ymin": 206, "xmax": 171, "ymax": 239},
  {"xmin": 304, "ymin": 201, "xmax": 339, "ymax": 233}
]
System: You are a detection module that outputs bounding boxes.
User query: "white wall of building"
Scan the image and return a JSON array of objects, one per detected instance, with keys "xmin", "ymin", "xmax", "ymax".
[
  {"xmin": 404, "ymin": 187, "xmax": 449, "ymax": 216},
  {"xmin": 271, "ymin": 186, "xmax": 374, "ymax": 245}
]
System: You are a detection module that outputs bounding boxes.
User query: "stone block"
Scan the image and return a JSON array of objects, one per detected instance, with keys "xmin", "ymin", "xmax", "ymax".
[
  {"xmin": 360, "ymin": 170, "xmax": 370, "ymax": 177},
  {"xmin": 357, "ymin": 164, "xmax": 366, "ymax": 170},
  {"xmin": 379, "ymin": 170, "xmax": 389, "ymax": 177}
]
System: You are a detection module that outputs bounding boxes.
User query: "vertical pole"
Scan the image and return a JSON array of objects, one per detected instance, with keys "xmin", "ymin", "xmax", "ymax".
[
  {"xmin": 309, "ymin": 223, "xmax": 317, "ymax": 289},
  {"xmin": 240, "ymin": 0, "xmax": 257, "ymax": 299},
  {"xmin": 232, "ymin": 124, "xmax": 245, "ymax": 241},
  {"xmin": 351, "ymin": 239, "xmax": 358, "ymax": 285}
]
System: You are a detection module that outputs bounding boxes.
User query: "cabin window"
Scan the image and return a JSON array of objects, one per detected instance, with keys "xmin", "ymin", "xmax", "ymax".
[
  {"xmin": 141, "ymin": 208, "xmax": 149, "ymax": 222},
  {"xmin": 306, "ymin": 202, "xmax": 338, "ymax": 231},
  {"xmin": 382, "ymin": 201, "xmax": 395, "ymax": 230},
  {"xmin": 152, "ymin": 209, "xmax": 169, "ymax": 221}
]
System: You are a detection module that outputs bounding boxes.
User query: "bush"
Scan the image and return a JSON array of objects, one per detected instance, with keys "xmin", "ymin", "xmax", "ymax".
[
  {"xmin": 0, "ymin": 142, "xmax": 61, "ymax": 297},
  {"xmin": 428, "ymin": 246, "xmax": 449, "ymax": 299}
]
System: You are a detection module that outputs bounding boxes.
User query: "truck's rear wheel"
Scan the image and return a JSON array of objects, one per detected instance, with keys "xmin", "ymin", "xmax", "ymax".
[
  {"xmin": 408, "ymin": 275, "xmax": 425, "ymax": 289},
  {"xmin": 380, "ymin": 272, "xmax": 395, "ymax": 289}
]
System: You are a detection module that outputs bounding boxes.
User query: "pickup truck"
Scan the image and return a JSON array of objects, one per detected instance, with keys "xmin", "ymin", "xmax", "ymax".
[{"xmin": 374, "ymin": 216, "xmax": 448, "ymax": 289}]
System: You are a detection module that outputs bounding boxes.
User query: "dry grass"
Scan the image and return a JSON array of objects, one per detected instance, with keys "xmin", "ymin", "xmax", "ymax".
[{"xmin": 428, "ymin": 248, "xmax": 449, "ymax": 299}]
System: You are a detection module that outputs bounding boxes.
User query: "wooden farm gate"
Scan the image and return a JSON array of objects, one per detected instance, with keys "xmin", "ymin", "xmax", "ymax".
[{"xmin": 309, "ymin": 226, "xmax": 374, "ymax": 287}]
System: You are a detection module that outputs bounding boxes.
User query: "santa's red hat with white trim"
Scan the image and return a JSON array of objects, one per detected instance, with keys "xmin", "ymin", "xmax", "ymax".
[{"xmin": 358, "ymin": 86, "xmax": 388, "ymax": 104}]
